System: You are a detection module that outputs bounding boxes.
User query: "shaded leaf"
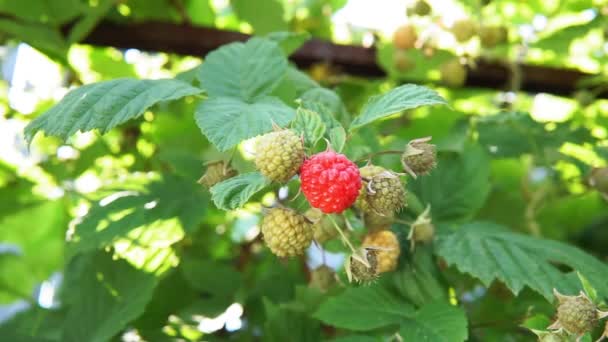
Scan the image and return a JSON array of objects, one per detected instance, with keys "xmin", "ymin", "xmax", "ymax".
[
  {"xmin": 195, "ymin": 96, "xmax": 295, "ymax": 151},
  {"xmin": 314, "ymin": 285, "xmax": 415, "ymax": 331},
  {"xmin": 435, "ymin": 222, "xmax": 608, "ymax": 300},
  {"xmin": 399, "ymin": 302, "xmax": 468, "ymax": 342},
  {"xmin": 408, "ymin": 144, "xmax": 491, "ymax": 222},
  {"xmin": 329, "ymin": 126, "xmax": 346, "ymax": 153},
  {"xmin": 293, "ymin": 107, "xmax": 326, "ymax": 147},
  {"xmin": 210, "ymin": 172, "xmax": 271, "ymax": 210},
  {"xmin": 61, "ymin": 252, "xmax": 158, "ymax": 342}
]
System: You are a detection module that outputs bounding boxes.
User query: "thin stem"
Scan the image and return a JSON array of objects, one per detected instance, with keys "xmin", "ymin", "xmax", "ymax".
[
  {"xmin": 394, "ymin": 218, "xmax": 413, "ymax": 226},
  {"xmin": 327, "ymin": 215, "xmax": 357, "ymax": 254},
  {"xmin": 356, "ymin": 150, "xmax": 403, "ymax": 163}
]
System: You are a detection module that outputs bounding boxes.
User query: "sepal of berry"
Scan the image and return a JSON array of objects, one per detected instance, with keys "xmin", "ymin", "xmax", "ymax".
[
  {"xmin": 345, "ymin": 248, "xmax": 379, "ymax": 284},
  {"xmin": 254, "ymin": 129, "xmax": 304, "ymax": 183},
  {"xmin": 362, "ymin": 230, "xmax": 400, "ymax": 273},
  {"xmin": 310, "ymin": 265, "xmax": 337, "ymax": 292},
  {"xmin": 529, "ymin": 330, "xmax": 571, "ymax": 342},
  {"xmin": 261, "ymin": 208, "xmax": 312, "ymax": 257},
  {"xmin": 407, "ymin": 205, "xmax": 435, "ymax": 250},
  {"xmin": 401, "ymin": 136, "xmax": 437, "ymax": 177},
  {"xmin": 300, "ymin": 151, "xmax": 362, "ymax": 213},
  {"xmin": 198, "ymin": 161, "xmax": 237, "ymax": 188}
]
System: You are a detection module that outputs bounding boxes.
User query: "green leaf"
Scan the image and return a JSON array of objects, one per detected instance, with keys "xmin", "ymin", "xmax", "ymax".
[
  {"xmin": 399, "ymin": 302, "xmax": 468, "ymax": 342},
  {"xmin": 330, "ymin": 336, "xmax": 382, "ymax": 342},
  {"xmin": 392, "ymin": 247, "xmax": 447, "ymax": 307},
  {"xmin": 329, "ymin": 126, "xmax": 346, "ymax": 153},
  {"xmin": 300, "ymin": 88, "xmax": 349, "ymax": 126},
  {"xmin": 408, "ymin": 144, "xmax": 491, "ymax": 222},
  {"xmin": 349, "ymin": 84, "xmax": 447, "ymax": 131},
  {"xmin": 232, "ymin": 0, "xmax": 287, "ymax": 34},
  {"xmin": 476, "ymin": 112, "xmax": 594, "ymax": 158},
  {"xmin": 24, "ymin": 78, "xmax": 202, "ymax": 144},
  {"xmin": 195, "ymin": 96, "xmax": 295, "ymax": 151},
  {"xmin": 577, "ymin": 272, "xmax": 598, "ymax": 303},
  {"xmin": 210, "ymin": 172, "xmax": 271, "ymax": 210},
  {"xmin": 293, "ymin": 107, "xmax": 326, "ymax": 147},
  {"xmin": 435, "ymin": 222, "xmax": 608, "ymax": 300},
  {"xmin": 314, "ymin": 285, "xmax": 415, "ymax": 331},
  {"xmin": 180, "ymin": 257, "xmax": 242, "ymax": 298},
  {"xmin": 69, "ymin": 175, "xmax": 206, "ymax": 269},
  {"xmin": 198, "ymin": 38, "xmax": 288, "ymax": 101},
  {"xmin": 66, "ymin": 0, "xmax": 116, "ymax": 44},
  {"xmin": 264, "ymin": 299, "xmax": 321, "ymax": 342},
  {"xmin": 61, "ymin": 251, "xmax": 158, "ymax": 342},
  {"xmin": 0, "ymin": 19, "xmax": 68, "ymax": 63},
  {"xmin": 266, "ymin": 31, "xmax": 311, "ymax": 55}
]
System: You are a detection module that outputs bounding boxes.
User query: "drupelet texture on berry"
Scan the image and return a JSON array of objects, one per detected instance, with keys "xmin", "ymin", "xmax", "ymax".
[
  {"xmin": 255, "ymin": 129, "xmax": 304, "ymax": 183},
  {"xmin": 261, "ymin": 208, "xmax": 312, "ymax": 257},
  {"xmin": 300, "ymin": 151, "xmax": 362, "ymax": 214}
]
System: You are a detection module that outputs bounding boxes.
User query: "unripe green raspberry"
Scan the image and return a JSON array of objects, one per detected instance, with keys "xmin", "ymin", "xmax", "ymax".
[
  {"xmin": 255, "ymin": 129, "xmax": 304, "ymax": 183},
  {"xmin": 362, "ymin": 230, "xmax": 400, "ymax": 273},
  {"xmin": 310, "ymin": 265, "xmax": 337, "ymax": 292},
  {"xmin": 411, "ymin": 0, "xmax": 431, "ymax": 16},
  {"xmin": 198, "ymin": 161, "xmax": 237, "ymax": 188},
  {"xmin": 261, "ymin": 208, "xmax": 312, "ymax": 257},
  {"xmin": 402, "ymin": 137, "xmax": 437, "ymax": 177},
  {"xmin": 451, "ymin": 19, "xmax": 476, "ymax": 42},
  {"xmin": 346, "ymin": 248, "xmax": 379, "ymax": 284},
  {"xmin": 440, "ymin": 59, "xmax": 466, "ymax": 87},
  {"xmin": 356, "ymin": 165, "xmax": 405, "ymax": 216},
  {"xmin": 363, "ymin": 212, "xmax": 394, "ymax": 231},
  {"xmin": 393, "ymin": 50, "xmax": 415, "ymax": 72},
  {"xmin": 305, "ymin": 208, "xmax": 343, "ymax": 244},
  {"xmin": 551, "ymin": 290, "xmax": 600, "ymax": 336}
]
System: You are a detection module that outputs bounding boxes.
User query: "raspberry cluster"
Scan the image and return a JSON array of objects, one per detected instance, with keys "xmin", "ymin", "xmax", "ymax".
[{"xmin": 203, "ymin": 123, "xmax": 437, "ymax": 284}]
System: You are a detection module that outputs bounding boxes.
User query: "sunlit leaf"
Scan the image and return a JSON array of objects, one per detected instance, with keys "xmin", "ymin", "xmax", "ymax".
[
  {"xmin": 349, "ymin": 84, "xmax": 446, "ymax": 131},
  {"xmin": 24, "ymin": 78, "xmax": 202, "ymax": 144},
  {"xmin": 198, "ymin": 38, "xmax": 288, "ymax": 101}
]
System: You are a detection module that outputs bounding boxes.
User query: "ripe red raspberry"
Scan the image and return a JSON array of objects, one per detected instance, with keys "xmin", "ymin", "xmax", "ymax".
[{"xmin": 300, "ymin": 151, "xmax": 362, "ymax": 214}]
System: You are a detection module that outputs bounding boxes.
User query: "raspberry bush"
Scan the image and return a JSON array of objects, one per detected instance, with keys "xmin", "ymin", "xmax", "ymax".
[{"xmin": 2, "ymin": 2, "xmax": 608, "ymax": 341}]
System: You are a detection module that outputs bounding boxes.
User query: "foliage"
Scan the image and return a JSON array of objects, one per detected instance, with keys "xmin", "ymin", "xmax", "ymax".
[{"xmin": 1, "ymin": 0, "xmax": 608, "ymax": 341}]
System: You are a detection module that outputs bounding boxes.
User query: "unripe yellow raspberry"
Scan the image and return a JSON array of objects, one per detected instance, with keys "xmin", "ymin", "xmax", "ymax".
[
  {"xmin": 362, "ymin": 230, "xmax": 400, "ymax": 273},
  {"xmin": 255, "ymin": 129, "xmax": 304, "ymax": 183},
  {"xmin": 393, "ymin": 25, "xmax": 417, "ymax": 50},
  {"xmin": 261, "ymin": 208, "xmax": 312, "ymax": 257}
]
